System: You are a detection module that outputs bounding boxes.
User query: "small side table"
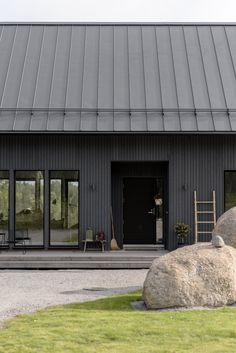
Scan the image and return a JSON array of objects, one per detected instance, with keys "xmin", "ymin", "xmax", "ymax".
[
  {"xmin": 99, "ymin": 240, "xmax": 106, "ymax": 252},
  {"xmin": 82, "ymin": 239, "xmax": 106, "ymax": 252}
]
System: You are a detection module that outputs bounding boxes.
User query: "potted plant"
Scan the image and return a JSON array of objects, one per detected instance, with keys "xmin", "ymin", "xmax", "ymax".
[{"xmin": 174, "ymin": 222, "xmax": 190, "ymax": 246}]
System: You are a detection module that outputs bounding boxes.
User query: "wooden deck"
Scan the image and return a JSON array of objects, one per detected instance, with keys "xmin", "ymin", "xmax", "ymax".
[{"xmin": 0, "ymin": 249, "xmax": 168, "ymax": 269}]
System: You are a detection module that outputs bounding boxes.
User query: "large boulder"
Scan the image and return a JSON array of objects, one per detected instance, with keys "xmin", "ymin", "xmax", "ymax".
[
  {"xmin": 213, "ymin": 207, "xmax": 236, "ymax": 248},
  {"xmin": 143, "ymin": 243, "xmax": 236, "ymax": 309}
]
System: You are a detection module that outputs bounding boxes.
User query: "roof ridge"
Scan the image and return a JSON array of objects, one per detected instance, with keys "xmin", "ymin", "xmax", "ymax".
[{"xmin": 0, "ymin": 22, "xmax": 236, "ymax": 26}]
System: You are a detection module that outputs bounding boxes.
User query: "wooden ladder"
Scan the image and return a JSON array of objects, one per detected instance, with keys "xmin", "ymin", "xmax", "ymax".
[{"xmin": 194, "ymin": 190, "xmax": 216, "ymax": 244}]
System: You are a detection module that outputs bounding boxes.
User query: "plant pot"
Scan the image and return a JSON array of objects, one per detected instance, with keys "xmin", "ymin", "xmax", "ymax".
[{"xmin": 177, "ymin": 236, "xmax": 186, "ymax": 247}]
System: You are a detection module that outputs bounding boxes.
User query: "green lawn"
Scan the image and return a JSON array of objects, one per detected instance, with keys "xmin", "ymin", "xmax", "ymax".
[{"xmin": 1, "ymin": 292, "xmax": 236, "ymax": 353}]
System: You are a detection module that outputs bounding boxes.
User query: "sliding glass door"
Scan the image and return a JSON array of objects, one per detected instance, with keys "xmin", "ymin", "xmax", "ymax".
[
  {"xmin": 0, "ymin": 171, "xmax": 9, "ymax": 246},
  {"xmin": 50, "ymin": 171, "xmax": 79, "ymax": 246},
  {"xmin": 15, "ymin": 171, "xmax": 44, "ymax": 246}
]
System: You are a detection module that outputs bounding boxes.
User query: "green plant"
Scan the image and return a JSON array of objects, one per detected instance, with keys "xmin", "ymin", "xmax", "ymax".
[{"xmin": 174, "ymin": 222, "xmax": 190, "ymax": 239}]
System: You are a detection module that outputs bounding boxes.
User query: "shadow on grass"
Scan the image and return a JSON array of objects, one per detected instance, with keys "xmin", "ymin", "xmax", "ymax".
[{"xmin": 63, "ymin": 291, "xmax": 142, "ymax": 312}]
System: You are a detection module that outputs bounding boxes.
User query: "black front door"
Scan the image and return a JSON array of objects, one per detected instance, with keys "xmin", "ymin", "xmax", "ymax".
[{"xmin": 123, "ymin": 178, "xmax": 160, "ymax": 244}]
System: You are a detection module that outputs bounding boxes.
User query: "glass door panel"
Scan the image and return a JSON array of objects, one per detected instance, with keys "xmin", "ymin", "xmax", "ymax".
[
  {"xmin": 0, "ymin": 171, "xmax": 9, "ymax": 246},
  {"xmin": 15, "ymin": 171, "xmax": 44, "ymax": 246},
  {"xmin": 50, "ymin": 171, "xmax": 79, "ymax": 246}
]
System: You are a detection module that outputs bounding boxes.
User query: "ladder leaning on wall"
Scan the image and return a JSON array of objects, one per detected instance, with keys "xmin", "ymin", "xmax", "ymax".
[{"xmin": 194, "ymin": 190, "xmax": 217, "ymax": 244}]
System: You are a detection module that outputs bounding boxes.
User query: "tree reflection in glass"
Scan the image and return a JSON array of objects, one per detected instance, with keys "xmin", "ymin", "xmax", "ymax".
[
  {"xmin": 15, "ymin": 171, "xmax": 44, "ymax": 246},
  {"xmin": 0, "ymin": 171, "xmax": 9, "ymax": 245},
  {"xmin": 50, "ymin": 171, "xmax": 79, "ymax": 246}
]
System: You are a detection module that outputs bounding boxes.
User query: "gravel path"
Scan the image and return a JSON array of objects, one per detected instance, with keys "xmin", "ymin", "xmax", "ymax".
[{"xmin": 0, "ymin": 269, "xmax": 147, "ymax": 323}]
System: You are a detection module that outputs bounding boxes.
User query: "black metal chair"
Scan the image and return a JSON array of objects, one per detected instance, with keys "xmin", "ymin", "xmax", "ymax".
[{"xmin": 15, "ymin": 229, "xmax": 31, "ymax": 246}]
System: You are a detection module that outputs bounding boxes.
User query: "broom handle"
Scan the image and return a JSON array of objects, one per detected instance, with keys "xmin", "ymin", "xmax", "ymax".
[{"xmin": 110, "ymin": 206, "xmax": 115, "ymax": 240}]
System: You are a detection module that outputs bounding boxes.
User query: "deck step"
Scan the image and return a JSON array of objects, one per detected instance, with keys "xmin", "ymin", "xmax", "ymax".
[
  {"xmin": 123, "ymin": 244, "xmax": 164, "ymax": 251},
  {"xmin": 0, "ymin": 260, "xmax": 157, "ymax": 269},
  {"xmin": 0, "ymin": 250, "xmax": 167, "ymax": 269},
  {"xmin": 0, "ymin": 256, "xmax": 159, "ymax": 262}
]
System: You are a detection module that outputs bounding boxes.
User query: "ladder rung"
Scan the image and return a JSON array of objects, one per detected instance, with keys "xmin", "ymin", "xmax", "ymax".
[
  {"xmin": 196, "ymin": 201, "xmax": 214, "ymax": 204},
  {"xmin": 197, "ymin": 221, "xmax": 215, "ymax": 224},
  {"xmin": 194, "ymin": 190, "xmax": 216, "ymax": 244},
  {"xmin": 197, "ymin": 211, "xmax": 214, "ymax": 214},
  {"xmin": 197, "ymin": 231, "xmax": 212, "ymax": 234}
]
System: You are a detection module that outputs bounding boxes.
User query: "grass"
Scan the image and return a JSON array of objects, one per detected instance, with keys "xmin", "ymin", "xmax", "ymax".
[{"xmin": 1, "ymin": 292, "xmax": 236, "ymax": 353}]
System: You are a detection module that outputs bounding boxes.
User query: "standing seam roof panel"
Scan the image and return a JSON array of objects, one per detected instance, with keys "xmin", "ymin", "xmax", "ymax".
[
  {"xmin": 113, "ymin": 26, "xmax": 130, "ymax": 131},
  {"xmin": 224, "ymin": 26, "xmax": 236, "ymax": 130},
  {"xmin": 29, "ymin": 26, "xmax": 46, "ymax": 131},
  {"xmin": 16, "ymin": 26, "xmax": 44, "ymax": 109},
  {"xmin": 1, "ymin": 26, "xmax": 30, "ymax": 108},
  {"xmin": 13, "ymin": 25, "xmax": 33, "ymax": 130},
  {"xmin": 212, "ymin": 26, "xmax": 236, "ymax": 108},
  {"xmin": 81, "ymin": 26, "xmax": 99, "ymax": 131},
  {"xmin": 47, "ymin": 25, "xmax": 72, "ymax": 131},
  {"xmin": 197, "ymin": 26, "xmax": 226, "ymax": 108},
  {"xmin": 0, "ymin": 26, "xmax": 15, "ymax": 107},
  {"xmin": 33, "ymin": 26, "xmax": 58, "ymax": 108},
  {"xmin": 156, "ymin": 26, "xmax": 180, "ymax": 131},
  {"xmin": 128, "ymin": 26, "xmax": 147, "ymax": 131},
  {"xmin": 97, "ymin": 26, "xmax": 114, "ymax": 131},
  {"xmin": 142, "ymin": 26, "xmax": 163, "ymax": 131},
  {"xmin": 0, "ymin": 26, "xmax": 30, "ymax": 130}
]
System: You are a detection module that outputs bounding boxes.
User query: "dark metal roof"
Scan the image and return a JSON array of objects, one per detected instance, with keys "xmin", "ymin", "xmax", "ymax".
[{"xmin": 1, "ymin": 23, "xmax": 236, "ymax": 132}]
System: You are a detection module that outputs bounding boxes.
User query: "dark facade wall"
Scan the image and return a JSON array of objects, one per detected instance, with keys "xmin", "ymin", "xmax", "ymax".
[{"xmin": 0, "ymin": 134, "xmax": 234, "ymax": 250}]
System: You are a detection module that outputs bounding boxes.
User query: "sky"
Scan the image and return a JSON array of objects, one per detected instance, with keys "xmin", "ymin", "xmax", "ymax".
[{"xmin": 0, "ymin": 0, "xmax": 235, "ymax": 22}]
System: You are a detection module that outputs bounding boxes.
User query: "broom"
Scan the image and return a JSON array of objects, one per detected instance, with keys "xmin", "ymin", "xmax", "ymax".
[{"xmin": 110, "ymin": 206, "xmax": 120, "ymax": 250}]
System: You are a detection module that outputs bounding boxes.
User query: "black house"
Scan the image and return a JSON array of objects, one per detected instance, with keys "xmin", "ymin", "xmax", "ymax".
[{"xmin": 0, "ymin": 22, "xmax": 236, "ymax": 251}]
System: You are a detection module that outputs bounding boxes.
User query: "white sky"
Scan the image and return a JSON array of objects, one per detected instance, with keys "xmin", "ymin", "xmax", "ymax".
[{"xmin": 0, "ymin": 0, "xmax": 235, "ymax": 22}]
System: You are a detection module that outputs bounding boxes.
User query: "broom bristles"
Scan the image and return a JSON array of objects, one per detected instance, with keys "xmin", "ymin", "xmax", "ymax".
[
  {"xmin": 110, "ymin": 206, "xmax": 120, "ymax": 250},
  {"xmin": 111, "ymin": 237, "xmax": 120, "ymax": 250}
]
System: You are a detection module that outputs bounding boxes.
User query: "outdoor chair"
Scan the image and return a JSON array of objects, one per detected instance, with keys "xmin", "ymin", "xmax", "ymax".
[
  {"xmin": 82, "ymin": 229, "xmax": 106, "ymax": 252},
  {"xmin": 15, "ymin": 229, "xmax": 32, "ymax": 246}
]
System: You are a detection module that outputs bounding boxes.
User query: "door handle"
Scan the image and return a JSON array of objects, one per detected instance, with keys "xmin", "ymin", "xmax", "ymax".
[{"xmin": 148, "ymin": 208, "xmax": 155, "ymax": 215}]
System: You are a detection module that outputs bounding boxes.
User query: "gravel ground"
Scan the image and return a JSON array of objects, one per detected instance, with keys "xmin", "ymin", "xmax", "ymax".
[{"xmin": 0, "ymin": 269, "xmax": 147, "ymax": 323}]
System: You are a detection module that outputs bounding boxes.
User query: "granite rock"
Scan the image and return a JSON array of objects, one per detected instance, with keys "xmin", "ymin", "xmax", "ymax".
[
  {"xmin": 213, "ymin": 207, "xmax": 236, "ymax": 248},
  {"xmin": 143, "ymin": 243, "xmax": 236, "ymax": 309}
]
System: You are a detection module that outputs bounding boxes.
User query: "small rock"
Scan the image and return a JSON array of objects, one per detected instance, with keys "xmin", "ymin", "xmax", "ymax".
[
  {"xmin": 212, "ymin": 235, "xmax": 225, "ymax": 247},
  {"xmin": 131, "ymin": 300, "xmax": 147, "ymax": 311}
]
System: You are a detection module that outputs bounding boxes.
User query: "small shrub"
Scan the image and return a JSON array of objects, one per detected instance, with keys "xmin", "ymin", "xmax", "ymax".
[{"xmin": 174, "ymin": 222, "xmax": 190, "ymax": 239}]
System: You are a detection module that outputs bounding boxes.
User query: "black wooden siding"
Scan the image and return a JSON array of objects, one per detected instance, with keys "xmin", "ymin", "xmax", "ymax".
[{"xmin": 0, "ymin": 134, "xmax": 234, "ymax": 250}]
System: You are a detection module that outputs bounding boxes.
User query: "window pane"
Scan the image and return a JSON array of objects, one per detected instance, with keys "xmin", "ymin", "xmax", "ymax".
[
  {"xmin": 225, "ymin": 172, "xmax": 236, "ymax": 210},
  {"xmin": 50, "ymin": 171, "xmax": 79, "ymax": 246},
  {"xmin": 0, "ymin": 171, "xmax": 9, "ymax": 246},
  {"xmin": 15, "ymin": 171, "xmax": 44, "ymax": 246}
]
